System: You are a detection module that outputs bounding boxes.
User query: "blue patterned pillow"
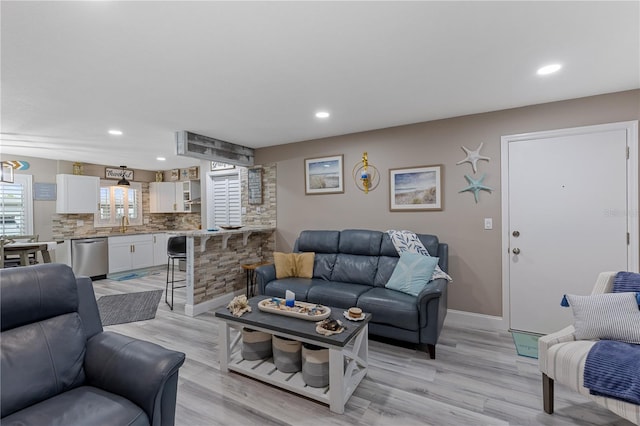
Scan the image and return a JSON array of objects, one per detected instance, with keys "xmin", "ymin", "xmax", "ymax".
[
  {"xmin": 385, "ymin": 252, "xmax": 439, "ymax": 297},
  {"xmin": 613, "ymin": 271, "xmax": 640, "ymax": 293}
]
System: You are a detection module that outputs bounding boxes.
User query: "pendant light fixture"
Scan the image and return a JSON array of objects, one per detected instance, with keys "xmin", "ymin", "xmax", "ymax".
[{"xmin": 117, "ymin": 165, "xmax": 130, "ymax": 186}]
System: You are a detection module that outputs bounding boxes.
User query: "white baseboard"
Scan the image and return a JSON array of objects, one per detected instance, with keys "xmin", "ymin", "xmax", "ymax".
[
  {"xmin": 185, "ymin": 290, "xmax": 245, "ymax": 317},
  {"xmin": 445, "ymin": 309, "xmax": 506, "ymax": 332}
]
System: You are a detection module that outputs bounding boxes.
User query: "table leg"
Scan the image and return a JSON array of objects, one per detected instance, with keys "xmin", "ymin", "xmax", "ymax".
[
  {"xmin": 41, "ymin": 249, "xmax": 51, "ymax": 263},
  {"xmin": 19, "ymin": 252, "xmax": 29, "ymax": 266},
  {"xmin": 329, "ymin": 347, "xmax": 345, "ymax": 414},
  {"xmin": 219, "ymin": 321, "xmax": 230, "ymax": 373}
]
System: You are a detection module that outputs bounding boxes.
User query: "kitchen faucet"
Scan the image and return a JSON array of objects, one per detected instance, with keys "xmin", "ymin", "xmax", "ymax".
[{"xmin": 120, "ymin": 215, "xmax": 129, "ymax": 233}]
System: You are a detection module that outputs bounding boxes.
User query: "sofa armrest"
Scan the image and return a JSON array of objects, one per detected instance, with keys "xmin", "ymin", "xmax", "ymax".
[
  {"xmin": 256, "ymin": 264, "xmax": 276, "ymax": 295},
  {"xmin": 416, "ymin": 278, "xmax": 448, "ymax": 344},
  {"xmin": 538, "ymin": 325, "xmax": 576, "ymax": 376},
  {"xmin": 416, "ymin": 278, "xmax": 447, "ymax": 305},
  {"xmin": 85, "ymin": 331, "xmax": 186, "ymax": 425}
]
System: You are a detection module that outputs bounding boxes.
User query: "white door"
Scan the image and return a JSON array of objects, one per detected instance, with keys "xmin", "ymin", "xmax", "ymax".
[{"xmin": 503, "ymin": 121, "xmax": 638, "ymax": 335}]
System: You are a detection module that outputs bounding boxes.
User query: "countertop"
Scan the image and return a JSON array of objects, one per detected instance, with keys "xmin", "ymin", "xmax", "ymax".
[{"xmin": 166, "ymin": 225, "xmax": 275, "ymax": 237}]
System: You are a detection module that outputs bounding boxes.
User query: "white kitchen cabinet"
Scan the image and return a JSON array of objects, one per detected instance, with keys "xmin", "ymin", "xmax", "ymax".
[
  {"xmin": 149, "ymin": 182, "xmax": 176, "ymax": 213},
  {"xmin": 149, "ymin": 181, "xmax": 200, "ymax": 213},
  {"xmin": 108, "ymin": 234, "xmax": 154, "ymax": 273},
  {"xmin": 152, "ymin": 233, "xmax": 168, "ymax": 266},
  {"xmin": 56, "ymin": 174, "xmax": 99, "ymax": 213},
  {"xmin": 176, "ymin": 180, "xmax": 201, "ymax": 213}
]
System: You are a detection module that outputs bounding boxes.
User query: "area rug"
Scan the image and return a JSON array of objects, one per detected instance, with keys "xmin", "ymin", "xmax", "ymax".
[{"xmin": 97, "ymin": 290, "xmax": 164, "ymax": 326}]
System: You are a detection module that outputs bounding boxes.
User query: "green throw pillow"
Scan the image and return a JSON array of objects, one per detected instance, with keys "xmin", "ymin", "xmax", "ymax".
[{"xmin": 385, "ymin": 252, "xmax": 439, "ymax": 297}]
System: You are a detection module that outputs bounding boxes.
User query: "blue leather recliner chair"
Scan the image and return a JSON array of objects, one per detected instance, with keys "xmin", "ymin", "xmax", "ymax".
[{"xmin": 0, "ymin": 263, "xmax": 186, "ymax": 426}]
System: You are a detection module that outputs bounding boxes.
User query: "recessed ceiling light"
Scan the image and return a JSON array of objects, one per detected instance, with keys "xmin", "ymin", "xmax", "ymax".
[
  {"xmin": 315, "ymin": 111, "xmax": 330, "ymax": 118},
  {"xmin": 537, "ymin": 64, "xmax": 562, "ymax": 76},
  {"xmin": 156, "ymin": 157, "xmax": 166, "ymax": 161},
  {"xmin": 108, "ymin": 129, "xmax": 123, "ymax": 135}
]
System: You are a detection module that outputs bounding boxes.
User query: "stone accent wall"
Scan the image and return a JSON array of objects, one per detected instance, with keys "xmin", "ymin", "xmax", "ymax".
[
  {"xmin": 192, "ymin": 230, "xmax": 275, "ymax": 304},
  {"xmin": 241, "ymin": 163, "xmax": 277, "ymax": 227}
]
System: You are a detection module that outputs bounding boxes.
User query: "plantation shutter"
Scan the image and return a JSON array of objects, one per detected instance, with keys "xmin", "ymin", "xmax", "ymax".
[
  {"xmin": 0, "ymin": 175, "xmax": 33, "ymax": 236},
  {"xmin": 211, "ymin": 174, "xmax": 241, "ymax": 226}
]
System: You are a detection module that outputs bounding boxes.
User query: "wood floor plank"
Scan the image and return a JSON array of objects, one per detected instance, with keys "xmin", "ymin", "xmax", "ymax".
[{"xmin": 92, "ymin": 272, "xmax": 634, "ymax": 426}]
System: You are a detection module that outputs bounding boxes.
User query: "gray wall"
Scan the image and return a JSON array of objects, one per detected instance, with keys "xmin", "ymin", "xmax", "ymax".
[{"xmin": 255, "ymin": 89, "xmax": 640, "ymax": 317}]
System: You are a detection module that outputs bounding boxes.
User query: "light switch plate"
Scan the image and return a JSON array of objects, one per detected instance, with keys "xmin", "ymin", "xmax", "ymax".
[{"xmin": 484, "ymin": 218, "xmax": 493, "ymax": 230}]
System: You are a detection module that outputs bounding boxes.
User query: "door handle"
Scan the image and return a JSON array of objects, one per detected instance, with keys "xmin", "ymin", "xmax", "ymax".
[
  {"xmin": 512, "ymin": 248, "xmax": 521, "ymax": 255},
  {"xmin": 512, "ymin": 231, "xmax": 520, "ymax": 237}
]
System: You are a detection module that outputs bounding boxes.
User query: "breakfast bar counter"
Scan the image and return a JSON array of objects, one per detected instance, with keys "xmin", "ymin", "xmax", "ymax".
[{"xmin": 168, "ymin": 226, "xmax": 275, "ymax": 316}]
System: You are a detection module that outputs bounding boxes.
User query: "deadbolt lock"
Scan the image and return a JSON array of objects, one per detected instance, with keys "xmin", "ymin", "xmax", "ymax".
[{"xmin": 512, "ymin": 248, "xmax": 521, "ymax": 255}]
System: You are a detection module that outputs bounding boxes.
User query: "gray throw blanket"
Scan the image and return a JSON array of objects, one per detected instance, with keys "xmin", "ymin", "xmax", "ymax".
[{"xmin": 584, "ymin": 340, "xmax": 640, "ymax": 405}]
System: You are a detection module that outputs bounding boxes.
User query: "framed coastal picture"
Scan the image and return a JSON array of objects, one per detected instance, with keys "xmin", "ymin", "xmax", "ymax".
[
  {"xmin": 304, "ymin": 155, "xmax": 344, "ymax": 195},
  {"xmin": 389, "ymin": 164, "xmax": 443, "ymax": 211}
]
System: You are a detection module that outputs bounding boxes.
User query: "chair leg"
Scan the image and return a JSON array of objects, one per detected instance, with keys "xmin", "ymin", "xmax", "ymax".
[
  {"xmin": 170, "ymin": 258, "xmax": 175, "ymax": 310},
  {"xmin": 542, "ymin": 373, "xmax": 554, "ymax": 414},
  {"xmin": 165, "ymin": 257, "xmax": 171, "ymax": 308}
]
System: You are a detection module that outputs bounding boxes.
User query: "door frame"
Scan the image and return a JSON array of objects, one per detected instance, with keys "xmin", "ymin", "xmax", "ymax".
[{"xmin": 500, "ymin": 121, "xmax": 639, "ymax": 330}]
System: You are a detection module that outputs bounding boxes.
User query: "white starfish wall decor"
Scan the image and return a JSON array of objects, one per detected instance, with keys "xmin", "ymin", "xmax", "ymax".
[{"xmin": 456, "ymin": 142, "xmax": 490, "ymax": 173}]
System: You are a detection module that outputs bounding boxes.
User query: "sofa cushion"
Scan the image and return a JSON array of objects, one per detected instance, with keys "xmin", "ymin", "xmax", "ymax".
[
  {"xmin": 306, "ymin": 281, "xmax": 372, "ymax": 309},
  {"xmin": 331, "ymin": 254, "xmax": 378, "ymax": 285},
  {"xmin": 263, "ymin": 277, "xmax": 316, "ymax": 300},
  {"xmin": 374, "ymin": 256, "xmax": 399, "ymax": 287},
  {"xmin": 1, "ymin": 386, "xmax": 149, "ymax": 426},
  {"xmin": 385, "ymin": 253, "xmax": 439, "ymax": 297},
  {"xmin": 1, "ymin": 313, "xmax": 86, "ymax": 418},
  {"xmin": 312, "ymin": 253, "xmax": 337, "ymax": 280},
  {"xmin": 297, "ymin": 230, "xmax": 340, "ymax": 253},
  {"xmin": 338, "ymin": 229, "xmax": 383, "ymax": 255},
  {"xmin": 274, "ymin": 252, "xmax": 315, "ymax": 279},
  {"xmin": 357, "ymin": 287, "xmax": 419, "ymax": 331},
  {"xmin": 566, "ymin": 292, "xmax": 640, "ymax": 344}
]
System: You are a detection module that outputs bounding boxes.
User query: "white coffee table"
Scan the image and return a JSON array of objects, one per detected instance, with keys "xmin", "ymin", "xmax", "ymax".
[{"xmin": 215, "ymin": 297, "xmax": 369, "ymax": 414}]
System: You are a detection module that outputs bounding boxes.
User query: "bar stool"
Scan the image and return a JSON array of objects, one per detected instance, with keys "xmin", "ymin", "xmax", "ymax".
[
  {"xmin": 241, "ymin": 261, "xmax": 271, "ymax": 297},
  {"xmin": 165, "ymin": 236, "xmax": 187, "ymax": 310}
]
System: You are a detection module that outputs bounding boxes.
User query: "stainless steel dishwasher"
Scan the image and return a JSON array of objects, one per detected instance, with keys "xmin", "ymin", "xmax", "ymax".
[{"xmin": 72, "ymin": 237, "xmax": 108, "ymax": 280}]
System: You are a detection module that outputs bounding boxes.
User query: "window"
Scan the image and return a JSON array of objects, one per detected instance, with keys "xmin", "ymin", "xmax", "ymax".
[
  {"xmin": 94, "ymin": 181, "xmax": 143, "ymax": 227},
  {"xmin": 0, "ymin": 174, "xmax": 33, "ymax": 236},
  {"xmin": 207, "ymin": 172, "xmax": 241, "ymax": 228}
]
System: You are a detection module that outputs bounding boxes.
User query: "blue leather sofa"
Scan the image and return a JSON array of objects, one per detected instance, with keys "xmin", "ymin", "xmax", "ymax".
[
  {"xmin": 0, "ymin": 264, "xmax": 186, "ymax": 426},
  {"xmin": 256, "ymin": 229, "xmax": 449, "ymax": 359}
]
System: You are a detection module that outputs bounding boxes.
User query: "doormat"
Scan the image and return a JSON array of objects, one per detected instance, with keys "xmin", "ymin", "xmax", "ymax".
[
  {"xmin": 511, "ymin": 330, "xmax": 542, "ymax": 359},
  {"xmin": 97, "ymin": 290, "xmax": 164, "ymax": 326}
]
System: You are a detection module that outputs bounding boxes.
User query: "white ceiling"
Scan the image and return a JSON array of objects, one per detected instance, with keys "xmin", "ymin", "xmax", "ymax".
[{"xmin": 1, "ymin": 1, "xmax": 639, "ymax": 171}]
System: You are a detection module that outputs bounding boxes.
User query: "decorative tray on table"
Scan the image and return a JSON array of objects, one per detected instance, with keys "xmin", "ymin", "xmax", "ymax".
[{"xmin": 258, "ymin": 298, "xmax": 331, "ymax": 321}]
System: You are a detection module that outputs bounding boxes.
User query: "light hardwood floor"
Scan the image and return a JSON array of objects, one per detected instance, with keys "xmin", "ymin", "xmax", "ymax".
[{"xmin": 92, "ymin": 270, "xmax": 633, "ymax": 426}]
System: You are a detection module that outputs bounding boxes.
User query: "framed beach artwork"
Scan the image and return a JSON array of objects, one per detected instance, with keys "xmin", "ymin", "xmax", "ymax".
[
  {"xmin": 304, "ymin": 155, "xmax": 344, "ymax": 195},
  {"xmin": 389, "ymin": 165, "xmax": 443, "ymax": 211}
]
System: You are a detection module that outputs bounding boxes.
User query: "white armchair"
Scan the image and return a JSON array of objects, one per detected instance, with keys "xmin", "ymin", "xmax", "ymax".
[{"xmin": 538, "ymin": 271, "xmax": 640, "ymax": 424}]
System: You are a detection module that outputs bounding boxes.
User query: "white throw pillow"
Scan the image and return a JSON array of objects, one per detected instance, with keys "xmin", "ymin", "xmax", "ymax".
[{"xmin": 566, "ymin": 292, "xmax": 640, "ymax": 344}]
